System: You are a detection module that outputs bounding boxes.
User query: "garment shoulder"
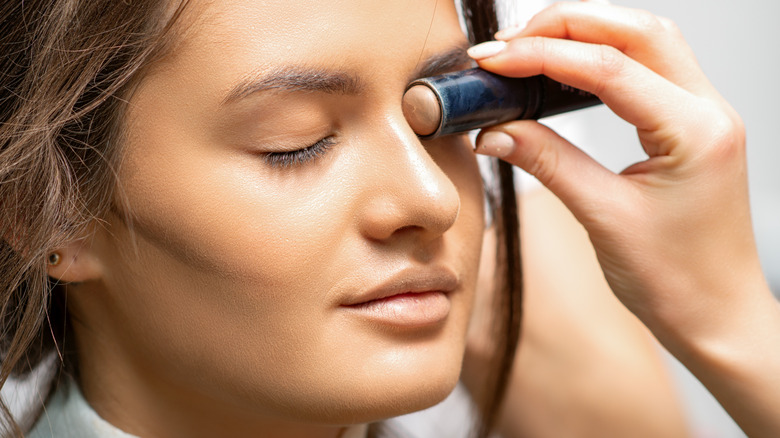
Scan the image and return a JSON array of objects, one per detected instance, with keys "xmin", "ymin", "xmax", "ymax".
[{"xmin": 27, "ymin": 379, "xmax": 138, "ymax": 438}]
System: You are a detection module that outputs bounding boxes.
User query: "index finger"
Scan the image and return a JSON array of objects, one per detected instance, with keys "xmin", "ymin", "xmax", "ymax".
[{"xmin": 496, "ymin": 2, "xmax": 715, "ymax": 97}]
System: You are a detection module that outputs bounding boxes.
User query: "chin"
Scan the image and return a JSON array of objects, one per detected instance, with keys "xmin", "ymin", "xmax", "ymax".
[
  {"xmin": 289, "ymin": 344, "xmax": 466, "ymax": 425},
  {"xmin": 368, "ymin": 369, "xmax": 462, "ymax": 420},
  {"xmin": 294, "ymin": 369, "xmax": 462, "ymax": 426}
]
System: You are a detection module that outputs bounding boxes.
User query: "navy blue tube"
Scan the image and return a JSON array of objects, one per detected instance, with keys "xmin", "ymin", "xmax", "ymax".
[{"xmin": 408, "ymin": 68, "xmax": 602, "ymax": 139}]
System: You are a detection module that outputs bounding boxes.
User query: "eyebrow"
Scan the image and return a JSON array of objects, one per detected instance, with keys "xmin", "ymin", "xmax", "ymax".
[
  {"xmin": 411, "ymin": 41, "xmax": 474, "ymax": 81},
  {"xmin": 221, "ymin": 42, "xmax": 473, "ymax": 105}
]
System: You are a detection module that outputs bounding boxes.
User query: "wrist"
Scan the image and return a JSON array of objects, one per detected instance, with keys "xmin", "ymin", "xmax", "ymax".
[
  {"xmin": 661, "ymin": 266, "xmax": 774, "ymax": 350},
  {"xmin": 655, "ymin": 277, "xmax": 780, "ymax": 437}
]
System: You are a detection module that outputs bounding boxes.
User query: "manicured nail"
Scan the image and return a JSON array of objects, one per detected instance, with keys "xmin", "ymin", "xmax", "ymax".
[
  {"xmin": 476, "ymin": 131, "xmax": 515, "ymax": 158},
  {"xmin": 495, "ymin": 25, "xmax": 525, "ymax": 41},
  {"xmin": 467, "ymin": 41, "xmax": 507, "ymax": 60}
]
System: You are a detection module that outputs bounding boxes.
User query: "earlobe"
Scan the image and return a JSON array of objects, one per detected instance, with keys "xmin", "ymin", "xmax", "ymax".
[{"xmin": 46, "ymin": 238, "xmax": 103, "ymax": 283}]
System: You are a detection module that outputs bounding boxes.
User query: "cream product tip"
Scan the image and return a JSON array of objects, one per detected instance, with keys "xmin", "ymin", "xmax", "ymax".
[{"xmin": 402, "ymin": 85, "xmax": 442, "ymax": 137}]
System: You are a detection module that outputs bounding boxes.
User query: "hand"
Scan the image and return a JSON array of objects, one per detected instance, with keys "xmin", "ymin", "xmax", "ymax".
[
  {"xmin": 470, "ymin": 1, "xmax": 780, "ymax": 437},
  {"xmin": 468, "ymin": 3, "xmax": 780, "ymax": 435},
  {"xmin": 469, "ymin": 0, "xmax": 770, "ymax": 347}
]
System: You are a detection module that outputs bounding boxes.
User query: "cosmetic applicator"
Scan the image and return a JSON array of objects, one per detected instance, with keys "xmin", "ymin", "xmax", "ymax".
[{"xmin": 402, "ymin": 68, "xmax": 602, "ymax": 139}]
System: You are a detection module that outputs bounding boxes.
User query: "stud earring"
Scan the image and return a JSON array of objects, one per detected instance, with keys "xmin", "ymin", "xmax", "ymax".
[{"xmin": 48, "ymin": 252, "xmax": 61, "ymax": 266}]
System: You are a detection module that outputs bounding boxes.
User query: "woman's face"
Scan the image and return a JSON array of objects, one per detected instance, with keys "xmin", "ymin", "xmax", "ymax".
[{"xmin": 73, "ymin": 0, "xmax": 484, "ymax": 432}]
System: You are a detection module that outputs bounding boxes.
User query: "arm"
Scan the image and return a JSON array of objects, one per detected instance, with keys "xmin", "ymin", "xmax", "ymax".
[{"xmin": 470, "ymin": 1, "xmax": 780, "ymax": 436}]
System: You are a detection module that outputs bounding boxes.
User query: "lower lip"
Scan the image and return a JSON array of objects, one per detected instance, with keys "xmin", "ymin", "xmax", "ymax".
[{"xmin": 342, "ymin": 291, "xmax": 451, "ymax": 328}]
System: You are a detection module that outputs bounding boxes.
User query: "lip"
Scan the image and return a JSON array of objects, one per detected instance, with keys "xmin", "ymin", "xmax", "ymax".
[{"xmin": 340, "ymin": 267, "xmax": 459, "ymax": 328}]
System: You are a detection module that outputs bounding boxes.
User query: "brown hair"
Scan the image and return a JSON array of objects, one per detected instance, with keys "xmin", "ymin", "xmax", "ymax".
[
  {"xmin": 0, "ymin": 0, "xmax": 184, "ymax": 434},
  {"xmin": 458, "ymin": 1, "xmax": 523, "ymax": 436},
  {"xmin": 0, "ymin": 1, "xmax": 522, "ymax": 437}
]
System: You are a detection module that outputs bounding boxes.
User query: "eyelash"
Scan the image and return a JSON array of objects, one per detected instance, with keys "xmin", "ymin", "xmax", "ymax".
[{"xmin": 263, "ymin": 136, "xmax": 337, "ymax": 168}]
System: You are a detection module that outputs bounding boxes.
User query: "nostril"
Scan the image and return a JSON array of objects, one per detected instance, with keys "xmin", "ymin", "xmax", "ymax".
[
  {"xmin": 393, "ymin": 225, "xmax": 422, "ymax": 236},
  {"xmin": 359, "ymin": 190, "xmax": 460, "ymax": 243}
]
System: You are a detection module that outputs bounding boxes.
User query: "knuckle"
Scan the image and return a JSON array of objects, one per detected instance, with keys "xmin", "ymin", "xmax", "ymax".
[
  {"xmin": 631, "ymin": 11, "xmax": 687, "ymax": 48},
  {"xmin": 655, "ymin": 16, "xmax": 688, "ymax": 48},
  {"xmin": 528, "ymin": 35, "xmax": 547, "ymax": 57},
  {"xmin": 525, "ymin": 138, "xmax": 560, "ymax": 187},
  {"xmin": 632, "ymin": 9, "xmax": 666, "ymax": 34},
  {"xmin": 526, "ymin": 36, "xmax": 549, "ymax": 71},
  {"xmin": 593, "ymin": 45, "xmax": 624, "ymax": 94},
  {"xmin": 699, "ymin": 105, "xmax": 747, "ymax": 162},
  {"xmin": 598, "ymin": 44, "xmax": 624, "ymax": 73},
  {"xmin": 657, "ymin": 16, "xmax": 681, "ymax": 35}
]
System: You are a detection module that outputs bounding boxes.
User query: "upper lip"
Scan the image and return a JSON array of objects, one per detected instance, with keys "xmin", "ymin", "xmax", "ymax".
[{"xmin": 340, "ymin": 266, "xmax": 459, "ymax": 307}]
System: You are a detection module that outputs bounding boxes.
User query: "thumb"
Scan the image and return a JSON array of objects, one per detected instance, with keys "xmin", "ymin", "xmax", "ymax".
[{"xmin": 476, "ymin": 120, "xmax": 623, "ymax": 224}]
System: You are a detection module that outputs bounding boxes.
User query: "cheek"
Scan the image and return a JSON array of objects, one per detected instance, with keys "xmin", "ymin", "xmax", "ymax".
[
  {"xmin": 116, "ymin": 138, "xmax": 351, "ymax": 285},
  {"xmin": 99, "ymin": 144, "xmax": 374, "ymax": 416},
  {"xmin": 103, "ymin": 143, "xmax": 361, "ymax": 383}
]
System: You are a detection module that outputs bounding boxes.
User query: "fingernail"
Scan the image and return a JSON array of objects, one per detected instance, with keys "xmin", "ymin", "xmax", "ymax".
[
  {"xmin": 476, "ymin": 131, "xmax": 515, "ymax": 158},
  {"xmin": 467, "ymin": 41, "xmax": 507, "ymax": 60},
  {"xmin": 495, "ymin": 25, "xmax": 525, "ymax": 41}
]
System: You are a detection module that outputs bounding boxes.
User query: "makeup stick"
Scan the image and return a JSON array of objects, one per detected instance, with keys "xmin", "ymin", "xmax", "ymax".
[{"xmin": 402, "ymin": 68, "xmax": 602, "ymax": 139}]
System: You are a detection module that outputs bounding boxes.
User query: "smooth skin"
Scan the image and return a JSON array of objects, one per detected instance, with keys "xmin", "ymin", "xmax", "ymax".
[{"xmin": 472, "ymin": 1, "xmax": 780, "ymax": 436}]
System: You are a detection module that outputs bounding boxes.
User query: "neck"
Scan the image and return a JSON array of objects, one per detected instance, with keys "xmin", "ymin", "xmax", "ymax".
[{"xmin": 70, "ymin": 319, "xmax": 352, "ymax": 438}]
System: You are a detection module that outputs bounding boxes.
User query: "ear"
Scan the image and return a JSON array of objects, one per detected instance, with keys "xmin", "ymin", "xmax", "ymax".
[{"xmin": 47, "ymin": 237, "xmax": 103, "ymax": 283}]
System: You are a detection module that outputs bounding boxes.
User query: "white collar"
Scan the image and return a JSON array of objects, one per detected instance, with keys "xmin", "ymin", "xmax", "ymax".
[
  {"xmin": 27, "ymin": 378, "xmax": 137, "ymax": 438},
  {"xmin": 28, "ymin": 379, "xmax": 367, "ymax": 438}
]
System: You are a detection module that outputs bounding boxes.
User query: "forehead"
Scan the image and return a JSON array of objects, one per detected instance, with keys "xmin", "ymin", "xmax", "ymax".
[{"xmin": 170, "ymin": 0, "xmax": 465, "ymax": 79}]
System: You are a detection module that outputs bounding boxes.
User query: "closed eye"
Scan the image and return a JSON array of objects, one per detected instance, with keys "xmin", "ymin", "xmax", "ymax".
[{"xmin": 263, "ymin": 136, "xmax": 337, "ymax": 168}]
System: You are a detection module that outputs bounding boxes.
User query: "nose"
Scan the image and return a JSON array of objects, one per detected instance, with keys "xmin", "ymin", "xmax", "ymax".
[{"xmin": 357, "ymin": 120, "xmax": 461, "ymax": 244}]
